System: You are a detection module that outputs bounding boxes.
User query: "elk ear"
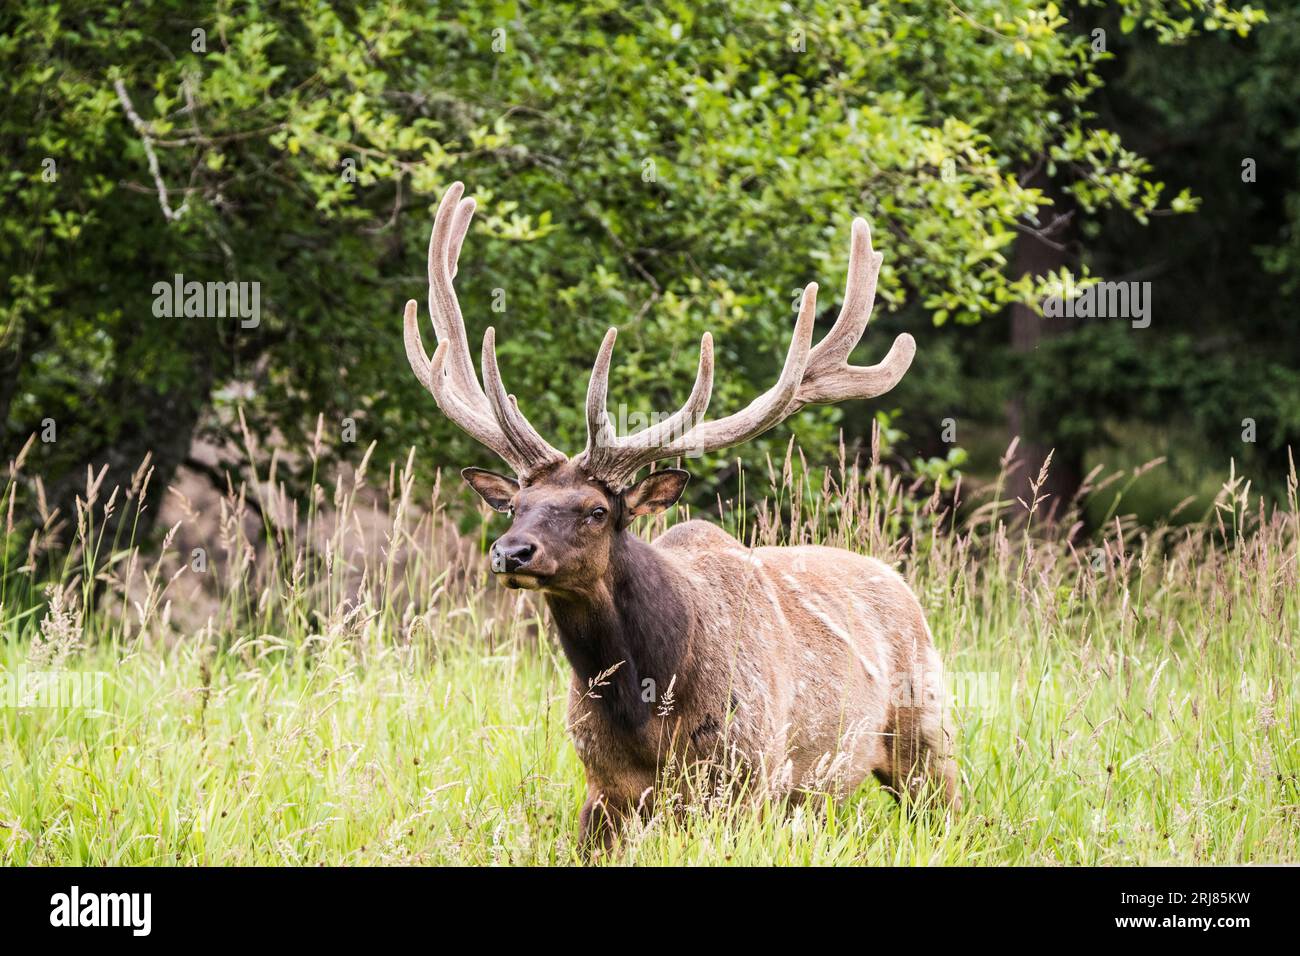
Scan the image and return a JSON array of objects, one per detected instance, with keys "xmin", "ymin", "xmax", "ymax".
[
  {"xmin": 462, "ymin": 467, "xmax": 519, "ymax": 513},
  {"xmin": 623, "ymin": 468, "xmax": 690, "ymax": 519}
]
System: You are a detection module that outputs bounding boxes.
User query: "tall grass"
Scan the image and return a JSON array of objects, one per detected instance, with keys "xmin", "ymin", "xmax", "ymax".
[{"xmin": 0, "ymin": 430, "xmax": 1295, "ymax": 865}]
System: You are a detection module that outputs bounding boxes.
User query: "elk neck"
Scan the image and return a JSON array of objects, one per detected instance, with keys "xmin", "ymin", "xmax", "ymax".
[{"xmin": 544, "ymin": 530, "xmax": 692, "ymax": 732}]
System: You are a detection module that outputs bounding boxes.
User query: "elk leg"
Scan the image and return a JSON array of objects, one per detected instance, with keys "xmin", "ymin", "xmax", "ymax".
[
  {"xmin": 578, "ymin": 785, "xmax": 647, "ymax": 859},
  {"xmin": 578, "ymin": 792, "xmax": 619, "ymax": 857},
  {"xmin": 877, "ymin": 706, "xmax": 958, "ymax": 814}
]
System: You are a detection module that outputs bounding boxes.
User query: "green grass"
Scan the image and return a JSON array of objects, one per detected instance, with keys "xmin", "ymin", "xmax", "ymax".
[{"xmin": 1, "ymin": 439, "xmax": 1296, "ymax": 865}]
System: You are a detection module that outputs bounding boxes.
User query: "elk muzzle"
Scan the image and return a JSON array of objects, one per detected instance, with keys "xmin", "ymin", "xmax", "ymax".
[{"xmin": 490, "ymin": 537, "xmax": 539, "ymax": 575}]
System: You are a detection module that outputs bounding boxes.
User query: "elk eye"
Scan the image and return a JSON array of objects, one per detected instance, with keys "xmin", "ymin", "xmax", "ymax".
[{"xmin": 589, "ymin": 507, "xmax": 607, "ymax": 521}]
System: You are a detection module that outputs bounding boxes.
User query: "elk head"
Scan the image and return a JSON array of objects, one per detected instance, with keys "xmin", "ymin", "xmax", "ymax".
[{"xmin": 403, "ymin": 182, "xmax": 915, "ymax": 596}]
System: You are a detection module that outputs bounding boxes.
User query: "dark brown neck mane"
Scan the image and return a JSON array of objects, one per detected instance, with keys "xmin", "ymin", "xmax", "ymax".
[{"xmin": 545, "ymin": 532, "xmax": 692, "ymax": 733}]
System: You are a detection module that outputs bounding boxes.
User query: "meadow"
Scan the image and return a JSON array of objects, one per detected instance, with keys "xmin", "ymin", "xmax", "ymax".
[{"xmin": 1, "ymin": 432, "xmax": 1295, "ymax": 865}]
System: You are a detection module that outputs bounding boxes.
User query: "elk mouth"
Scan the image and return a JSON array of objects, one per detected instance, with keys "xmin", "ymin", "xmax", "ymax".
[{"xmin": 501, "ymin": 572, "xmax": 547, "ymax": 590}]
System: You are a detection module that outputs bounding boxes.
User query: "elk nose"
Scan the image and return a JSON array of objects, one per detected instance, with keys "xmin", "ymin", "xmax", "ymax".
[{"xmin": 490, "ymin": 540, "xmax": 537, "ymax": 573}]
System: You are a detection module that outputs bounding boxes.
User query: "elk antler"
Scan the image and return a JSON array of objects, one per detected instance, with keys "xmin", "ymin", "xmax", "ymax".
[
  {"xmin": 404, "ymin": 182, "xmax": 566, "ymax": 479},
  {"xmin": 578, "ymin": 217, "xmax": 915, "ymax": 489}
]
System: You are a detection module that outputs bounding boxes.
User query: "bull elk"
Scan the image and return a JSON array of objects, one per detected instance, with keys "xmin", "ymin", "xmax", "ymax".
[{"xmin": 404, "ymin": 183, "xmax": 956, "ymax": 851}]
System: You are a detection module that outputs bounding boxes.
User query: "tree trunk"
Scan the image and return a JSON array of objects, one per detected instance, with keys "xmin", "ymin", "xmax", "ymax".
[{"xmin": 1006, "ymin": 167, "xmax": 1082, "ymax": 522}]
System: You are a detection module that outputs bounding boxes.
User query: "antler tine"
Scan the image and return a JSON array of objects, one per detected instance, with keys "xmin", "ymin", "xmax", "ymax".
[
  {"xmin": 405, "ymin": 317, "xmax": 522, "ymax": 461},
  {"xmin": 580, "ymin": 330, "xmax": 717, "ymax": 485},
  {"xmin": 808, "ymin": 218, "xmax": 881, "ymax": 368},
  {"xmin": 793, "ymin": 217, "xmax": 914, "ymax": 409},
  {"xmin": 403, "ymin": 182, "xmax": 566, "ymax": 478},
  {"xmin": 482, "ymin": 327, "xmax": 567, "ymax": 472},
  {"xmin": 403, "ymin": 298, "xmax": 434, "ymax": 390},
  {"xmin": 426, "ymin": 182, "xmax": 482, "ymax": 412},
  {"xmin": 447, "ymin": 194, "xmax": 475, "ymax": 280},
  {"xmin": 581, "ymin": 286, "xmax": 816, "ymax": 488},
  {"xmin": 637, "ymin": 332, "xmax": 714, "ymax": 449},
  {"xmin": 582, "ymin": 329, "xmax": 620, "ymax": 474},
  {"xmin": 667, "ymin": 281, "xmax": 818, "ymax": 455}
]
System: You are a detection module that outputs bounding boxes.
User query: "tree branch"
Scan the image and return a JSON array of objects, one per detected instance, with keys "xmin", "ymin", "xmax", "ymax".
[{"xmin": 113, "ymin": 78, "xmax": 190, "ymax": 222}]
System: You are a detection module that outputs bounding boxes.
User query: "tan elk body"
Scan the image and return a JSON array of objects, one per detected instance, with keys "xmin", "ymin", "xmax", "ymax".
[{"xmin": 404, "ymin": 183, "xmax": 955, "ymax": 848}]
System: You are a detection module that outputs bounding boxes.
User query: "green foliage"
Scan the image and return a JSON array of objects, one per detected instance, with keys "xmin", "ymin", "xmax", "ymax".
[
  {"xmin": 1017, "ymin": 0, "xmax": 1300, "ymax": 495},
  {"xmin": 0, "ymin": 0, "xmax": 1266, "ymax": 526}
]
